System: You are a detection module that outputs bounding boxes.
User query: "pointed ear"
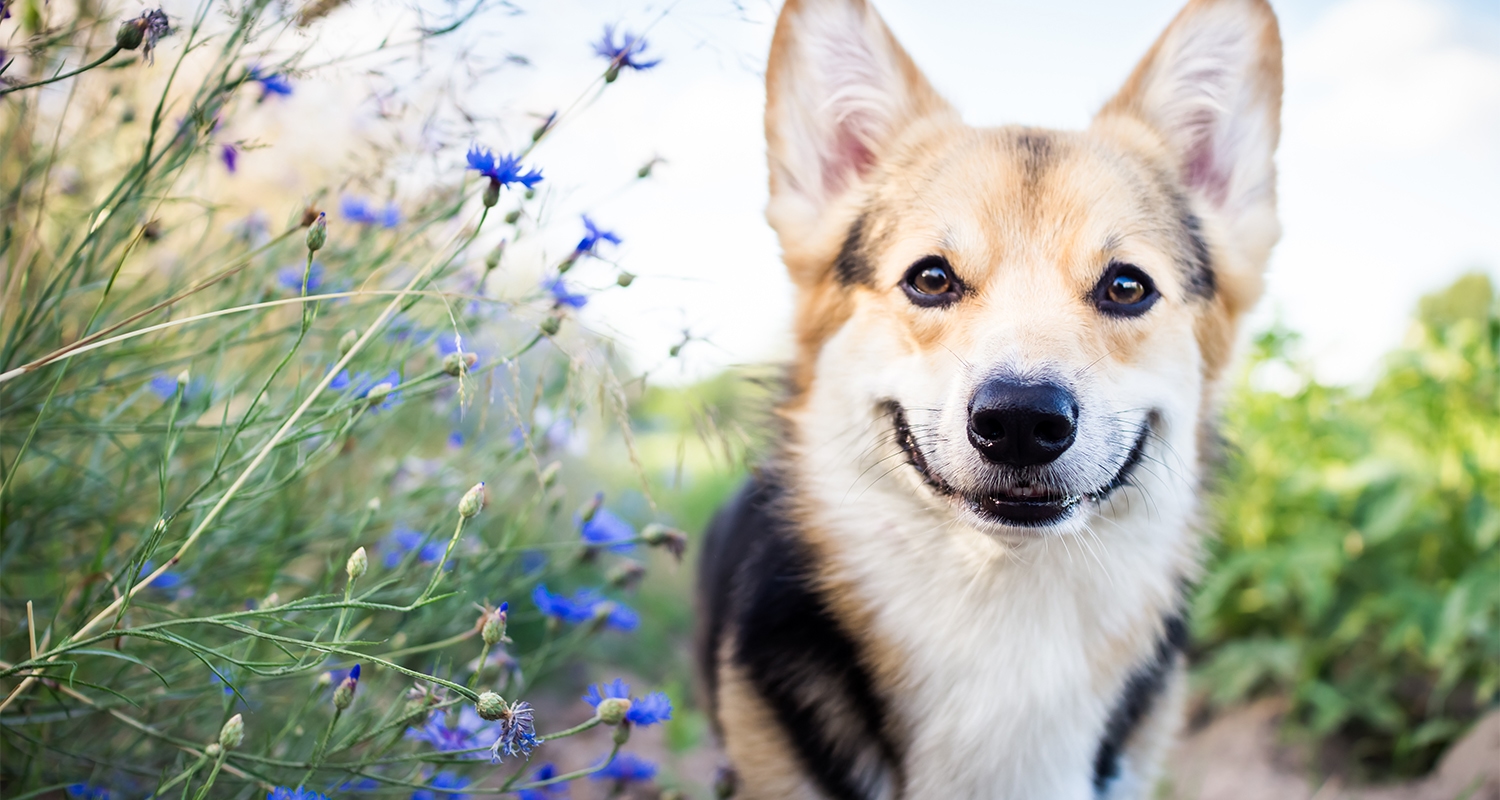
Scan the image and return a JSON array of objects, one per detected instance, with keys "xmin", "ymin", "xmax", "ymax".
[
  {"xmin": 1096, "ymin": 0, "xmax": 1283, "ymax": 269},
  {"xmin": 765, "ymin": 0, "xmax": 954, "ymax": 280}
]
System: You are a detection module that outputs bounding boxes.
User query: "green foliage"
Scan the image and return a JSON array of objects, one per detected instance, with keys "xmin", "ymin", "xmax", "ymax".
[{"xmin": 1195, "ymin": 273, "xmax": 1500, "ymax": 777}]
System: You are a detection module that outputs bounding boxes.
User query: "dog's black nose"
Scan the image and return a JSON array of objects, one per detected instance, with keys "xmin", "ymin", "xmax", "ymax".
[{"xmin": 967, "ymin": 379, "xmax": 1078, "ymax": 466}]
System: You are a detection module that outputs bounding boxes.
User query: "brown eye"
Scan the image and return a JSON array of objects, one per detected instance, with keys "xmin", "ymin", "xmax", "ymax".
[
  {"xmin": 1092, "ymin": 263, "xmax": 1159, "ymax": 317},
  {"xmin": 901, "ymin": 256, "xmax": 962, "ymax": 307}
]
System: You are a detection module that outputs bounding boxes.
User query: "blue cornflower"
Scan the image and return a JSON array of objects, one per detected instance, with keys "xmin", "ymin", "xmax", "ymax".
[
  {"xmin": 139, "ymin": 559, "xmax": 185, "ymax": 591},
  {"xmin": 466, "ymin": 145, "xmax": 543, "ymax": 190},
  {"xmin": 67, "ymin": 784, "xmax": 111, "ymax": 800},
  {"xmin": 334, "ymin": 778, "xmax": 380, "ymax": 792},
  {"xmin": 543, "ymin": 276, "xmax": 588, "ymax": 309},
  {"xmin": 277, "ymin": 261, "xmax": 323, "ymax": 293},
  {"xmin": 582, "ymin": 680, "xmax": 672, "ymax": 726},
  {"xmin": 447, "ymin": 431, "xmax": 465, "ymax": 449},
  {"xmin": 573, "ymin": 215, "xmax": 621, "ymax": 259},
  {"xmin": 591, "ymin": 752, "xmax": 657, "ymax": 783},
  {"xmin": 533, "ymin": 586, "xmax": 637, "ymax": 630},
  {"xmin": 515, "ymin": 763, "xmax": 571, "ymax": 800},
  {"xmin": 268, "ymin": 788, "xmax": 329, "ymax": 800},
  {"xmin": 592, "ymin": 25, "xmax": 661, "ymax": 80},
  {"xmin": 411, "ymin": 772, "xmax": 469, "ymax": 800},
  {"xmin": 581, "ymin": 508, "xmax": 636, "ymax": 553},
  {"xmin": 247, "ymin": 65, "xmax": 293, "ymax": 100},
  {"xmin": 384, "ymin": 525, "xmax": 447, "ymax": 568},
  {"xmin": 342, "ymin": 196, "xmax": 401, "ymax": 228},
  {"xmin": 222, "ymin": 144, "xmax": 238, "ymax": 173},
  {"xmin": 354, "ymin": 368, "xmax": 402, "ymax": 411},
  {"xmin": 532, "ymin": 584, "xmax": 593, "ymax": 624},
  {"xmin": 490, "ymin": 699, "xmax": 538, "ymax": 761},
  {"xmin": 148, "ymin": 373, "xmax": 180, "ymax": 400},
  {"xmin": 328, "ymin": 368, "xmax": 351, "ymax": 391},
  {"xmin": 406, "ymin": 707, "xmax": 495, "ymax": 757}
]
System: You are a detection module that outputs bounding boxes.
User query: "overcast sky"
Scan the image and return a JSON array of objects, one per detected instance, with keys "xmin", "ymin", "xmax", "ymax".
[{"xmin": 268, "ymin": 0, "xmax": 1500, "ymax": 385}]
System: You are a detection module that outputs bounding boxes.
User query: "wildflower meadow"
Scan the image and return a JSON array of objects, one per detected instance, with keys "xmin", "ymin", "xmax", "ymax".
[{"xmin": 1, "ymin": 0, "xmax": 692, "ymax": 795}]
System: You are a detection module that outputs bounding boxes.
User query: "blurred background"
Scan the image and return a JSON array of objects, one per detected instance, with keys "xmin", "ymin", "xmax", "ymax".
[{"xmin": 1, "ymin": 0, "xmax": 1496, "ymax": 797}]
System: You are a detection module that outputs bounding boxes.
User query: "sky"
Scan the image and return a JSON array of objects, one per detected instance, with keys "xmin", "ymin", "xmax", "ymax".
[{"xmin": 246, "ymin": 0, "xmax": 1500, "ymax": 385}]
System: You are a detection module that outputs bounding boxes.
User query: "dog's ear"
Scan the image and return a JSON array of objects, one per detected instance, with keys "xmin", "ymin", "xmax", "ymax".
[
  {"xmin": 1096, "ymin": 0, "xmax": 1283, "ymax": 275},
  {"xmin": 765, "ymin": 0, "xmax": 954, "ymax": 285}
]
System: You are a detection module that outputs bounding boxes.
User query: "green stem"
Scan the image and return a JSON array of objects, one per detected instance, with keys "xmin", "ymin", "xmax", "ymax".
[
  {"xmin": 537, "ymin": 715, "xmax": 601, "ymax": 742},
  {"xmin": 417, "ymin": 515, "xmax": 467, "ymax": 603},
  {"xmin": 298, "ymin": 708, "xmax": 343, "ymax": 787},
  {"xmin": 0, "ymin": 46, "xmax": 123, "ymax": 98},
  {"xmin": 189, "ymin": 751, "xmax": 227, "ymax": 800}
]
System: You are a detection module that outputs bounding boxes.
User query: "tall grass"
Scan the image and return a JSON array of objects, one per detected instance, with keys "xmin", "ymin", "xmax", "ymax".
[{"xmin": 1, "ymin": 0, "xmax": 686, "ymax": 796}]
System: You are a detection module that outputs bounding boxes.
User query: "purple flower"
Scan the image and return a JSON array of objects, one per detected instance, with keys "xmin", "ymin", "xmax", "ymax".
[
  {"xmin": 543, "ymin": 276, "xmax": 588, "ymax": 309},
  {"xmin": 342, "ymin": 196, "xmax": 401, "ymax": 228},
  {"xmin": 490, "ymin": 699, "xmax": 538, "ymax": 761},
  {"xmin": 406, "ymin": 707, "xmax": 495, "ymax": 757},
  {"xmin": 466, "ymin": 146, "xmax": 543, "ymax": 190},
  {"xmin": 221, "ymin": 144, "xmax": 238, "ymax": 173},
  {"xmin": 516, "ymin": 763, "xmax": 571, "ymax": 800},
  {"xmin": 247, "ymin": 65, "xmax": 293, "ymax": 99},
  {"xmin": 581, "ymin": 508, "xmax": 636, "ymax": 553},
  {"xmin": 412, "ymin": 772, "xmax": 469, "ymax": 800},
  {"xmin": 583, "ymin": 680, "xmax": 672, "ymax": 726},
  {"xmin": 590, "ymin": 752, "xmax": 657, "ymax": 783},
  {"xmin": 276, "ymin": 261, "xmax": 323, "ymax": 293},
  {"xmin": 268, "ymin": 789, "xmax": 329, "ymax": 800},
  {"xmin": 384, "ymin": 525, "xmax": 447, "ymax": 568},
  {"xmin": 592, "ymin": 25, "xmax": 661, "ymax": 76},
  {"xmin": 573, "ymin": 215, "xmax": 621, "ymax": 258}
]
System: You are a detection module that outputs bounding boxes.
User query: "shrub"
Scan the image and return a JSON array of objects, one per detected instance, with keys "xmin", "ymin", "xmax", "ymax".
[
  {"xmin": 0, "ymin": 0, "xmax": 684, "ymax": 796},
  {"xmin": 1195, "ymin": 273, "xmax": 1500, "ymax": 777}
]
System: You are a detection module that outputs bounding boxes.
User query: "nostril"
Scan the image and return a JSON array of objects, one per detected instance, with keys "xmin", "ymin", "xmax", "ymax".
[
  {"xmin": 971, "ymin": 412, "xmax": 1007, "ymax": 442},
  {"xmin": 966, "ymin": 378, "xmax": 1079, "ymax": 467},
  {"xmin": 1033, "ymin": 416, "xmax": 1073, "ymax": 445}
]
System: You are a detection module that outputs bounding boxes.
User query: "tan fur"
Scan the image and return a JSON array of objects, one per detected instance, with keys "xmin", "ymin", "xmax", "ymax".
[{"xmin": 716, "ymin": 645, "xmax": 826, "ymax": 800}]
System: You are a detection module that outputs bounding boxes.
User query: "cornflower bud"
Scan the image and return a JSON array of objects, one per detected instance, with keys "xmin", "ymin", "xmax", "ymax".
[
  {"xmin": 175, "ymin": 369, "xmax": 190, "ymax": 388},
  {"xmin": 367, "ymin": 497, "xmax": 381, "ymax": 512},
  {"xmin": 333, "ymin": 664, "xmax": 360, "ymax": 709},
  {"xmin": 443, "ymin": 352, "xmax": 478, "ymax": 377},
  {"xmin": 616, "ymin": 271, "xmax": 635, "ymax": 288},
  {"xmin": 504, "ymin": 209, "xmax": 522, "ymax": 225},
  {"xmin": 476, "ymin": 691, "xmax": 506, "ymax": 721},
  {"xmin": 218, "ymin": 713, "xmax": 244, "ymax": 749},
  {"xmin": 204, "ymin": 742, "xmax": 223, "ymax": 758},
  {"xmin": 539, "ymin": 316, "xmax": 562, "ymax": 336},
  {"xmin": 365, "ymin": 382, "xmax": 393, "ymax": 406},
  {"xmin": 607, "ymin": 560, "xmax": 646, "ymax": 590},
  {"xmin": 339, "ymin": 329, "xmax": 359, "ymax": 356},
  {"xmin": 317, "ymin": 671, "xmax": 334, "ymax": 687},
  {"xmin": 596, "ymin": 697, "xmax": 631, "ymax": 726},
  {"xmin": 524, "ymin": 188, "xmax": 536, "ymax": 201},
  {"xmin": 306, "ymin": 212, "xmax": 327, "ymax": 252},
  {"xmin": 458, "ymin": 482, "xmax": 486, "ymax": 518},
  {"xmin": 117, "ymin": 18, "xmax": 147, "ymax": 50},
  {"xmin": 482, "ymin": 179, "xmax": 501, "ymax": 209},
  {"xmin": 578, "ymin": 492, "xmax": 604, "ymax": 524},
  {"xmin": 346, "ymin": 546, "xmax": 368, "ymax": 580},
  {"xmin": 641, "ymin": 524, "xmax": 688, "ymax": 562},
  {"xmin": 481, "ymin": 602, "xmax": 509, "ymax": 646},
  {"xmin": 539, "ymin": 461, "xmax": 562, "ymax": 487},
  {"xmin": 612, "ymin": 721, "xmax": 631, "ymax": 746},
  {"xmin": 484, "ymin": 241, "xmax": 505, "ymax": 272}
]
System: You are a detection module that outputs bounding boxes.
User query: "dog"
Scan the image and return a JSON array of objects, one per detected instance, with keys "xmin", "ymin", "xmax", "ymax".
[{"xmin": 696, "ymin": 0, "xmax": 1282, "ymax": 796}]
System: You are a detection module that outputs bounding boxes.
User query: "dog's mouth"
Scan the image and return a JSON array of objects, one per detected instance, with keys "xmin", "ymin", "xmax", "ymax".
[{"xmin": 888, "ymin": 401, "xmax": 1149, "ymax": 530}]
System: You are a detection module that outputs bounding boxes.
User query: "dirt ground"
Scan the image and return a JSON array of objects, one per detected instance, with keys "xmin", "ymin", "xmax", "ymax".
[{"xmin": 532, "ymin": 698, "xmax": 1500, "ymax": 799}]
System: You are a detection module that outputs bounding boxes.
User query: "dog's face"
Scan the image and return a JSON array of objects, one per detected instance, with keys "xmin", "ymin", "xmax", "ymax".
[{"xmin": 766, "ymin": 0, "xmax": 1281, "ymax": 539}]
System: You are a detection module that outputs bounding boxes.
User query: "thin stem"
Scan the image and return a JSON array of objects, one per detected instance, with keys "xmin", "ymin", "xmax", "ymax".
[
  {"xmin": 298, "ymin": 708, "xmax": 343, "ymax": 788},
  {"xmin": 189, "ymin": 751, "xmax": 227, "ymax": 800},
  {"xmin": 0, "ymin": 46, "xmax": 123, "ymax": 97},
  {"xmin": 417, "ymin": 515, "xmax": 467, "ymax": 603}
]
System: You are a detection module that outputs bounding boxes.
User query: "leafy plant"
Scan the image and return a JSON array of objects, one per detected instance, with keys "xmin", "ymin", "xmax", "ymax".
[{"xmin": 1194, "ymin": 273, "xmax": 1500, "ymax": 777}]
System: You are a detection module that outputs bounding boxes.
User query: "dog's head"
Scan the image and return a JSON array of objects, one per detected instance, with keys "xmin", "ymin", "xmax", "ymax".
[{"xmin": 767, "ymin": 0, "xmax": 1281, "ymax": 537}]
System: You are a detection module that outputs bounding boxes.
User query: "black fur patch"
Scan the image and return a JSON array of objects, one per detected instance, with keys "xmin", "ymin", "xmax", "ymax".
[
  {"xmin": 698, "ymin": 475, "xmax": 901, "ymax": 800},
  {"xmin": 1092, "ymin": 614, "xmax": 1189, "ymax": 794},
  {"xmin": 1179, "ymin": 208, "xmax": 1215, "ymax": 299},
  {"xmin": 833, "ymin": 214, "xmax": 875, "ymax": 287}
]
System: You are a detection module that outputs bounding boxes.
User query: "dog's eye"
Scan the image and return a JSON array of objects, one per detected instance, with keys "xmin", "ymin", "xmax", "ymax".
[
  {"xmin": 901, "ymin": 256, "xmax": 962, "ymax": 307},
  {"xmin": 1093, "ymin": 263, "xmax": 1159, "ymax": 317}
]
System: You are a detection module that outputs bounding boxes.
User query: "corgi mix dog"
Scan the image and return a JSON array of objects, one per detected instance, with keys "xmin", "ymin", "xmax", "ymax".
[{"xmin": 696, "ymin": 0, "xmax": 1282, "ymax": 796}]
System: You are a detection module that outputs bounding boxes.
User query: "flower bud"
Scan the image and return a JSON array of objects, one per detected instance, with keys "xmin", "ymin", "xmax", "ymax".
[
  {"xmin": 607, "ymin": 560, "xmax": 646, "ymax": 590},
  {"xmin": 346, "ymin": 546, "xmax": 368, "ymax": 580},
  {"xmin": 218, "ymin": 713, "xmax": 244, "ymax": 749},
  {"xmin": 317, "ymin": 671, "xmax": 334, "ymax": 687},
  {"xmin": 476, "ymin": 691, "xmax": 506, "ymax": 721},
  {"xmin": 524, "ymin": 188, "xmax": 536, "ymax": 201},
  {"xmin": 578, "ymin": 492, "xmax": 604, "ymax": 524},
  {"xmin": 642, "ymin": 524, "xmax": 688, "ymax": 562},
  {"xmin": 504, "ymin": 209, "xmax": 522, "ymax": 225},
  {"xmin": 367, "ymin": 497, "xmax": 381, "ymax": 512},
  {"xmin": 596, "ymin": 697, "xmax": 631, "ymax": 725},
  {"xmin": 616, "ymin": 271, "xmax": 635, "ymax": 288},
  {"xmin": 365, "ymin": 382, "xmax": 394, "ymax": 406},
  {"xmin": 176, "ymin": 369, "xmax": 190, "ymax": 388},
  {"xmin": 605, "ymin": 65, "xmax": 621, "ymax": 83},
  {"xmin": 339, "ymin": 329, "xmax": 359, "ymax": 356},
  {"xmin": 458, "ymin": 482, "xmax": 486, "ymax": 519},
  {"xmin": 539, "ymin": 316, "xmax": 562, "ymax": 336},
  {"xmin": 204, "ymin": 742, "xmax": 223, "ymax": 758},
  {"xmin": 262, "ymin": 592, "xmax": 281, "ymax": 609},
  {"xmin": 481, "ymin": 602, "xmax": 509, "ymax": 646},
  {"xmin": 539, "ymin": 461, "xmax": 562, "ymax": 487},
  {"xmin": 612, "ymin": 721, "xmax": 631, "ymax": 745},
  {"xmin": 482, "ymin": 178, "xmax": 501, "ymax": 209},
  {"xmin": 306, "ymin": 212, "xmax": 327, "ymax": 252},
  {"xmin": 333, "ymin": 665, "xmax": 360, "ymax": 710},
  {"xmin": 557, "ymin": 256, "xmax": 576, "ymax": 275},
  {"xmin": 484, "ymin": 241, "xmax": 506, "ymax": 272},
  {"xmin": 443, "ymin": 351, "xmax": 478, "ymax": 377},
  {"xmin": 116, "ymin": 18, "xmax": 146, "ymax": 50}
]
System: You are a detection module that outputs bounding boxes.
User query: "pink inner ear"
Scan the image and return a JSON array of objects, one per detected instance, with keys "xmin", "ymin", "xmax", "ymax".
[
  {"xmin": 823, "ymin": 127, "xmax": 875, "ymax": 194},
  {"xmin": 1184, "ymin": 143, "xmax": 1230, "ymax": 208}
]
